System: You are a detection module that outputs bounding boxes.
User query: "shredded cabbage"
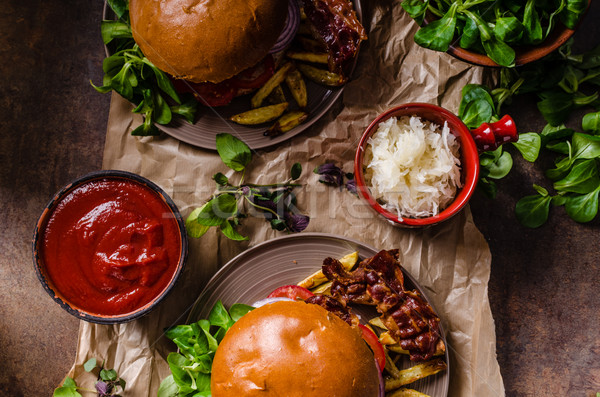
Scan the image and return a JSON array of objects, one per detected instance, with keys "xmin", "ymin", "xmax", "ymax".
[{"xmin": 364, "ymin": 116, "xmax": 462, "ymax": 218}]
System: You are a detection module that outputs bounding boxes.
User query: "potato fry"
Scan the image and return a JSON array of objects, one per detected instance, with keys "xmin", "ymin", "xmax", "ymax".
[
  {"xmin": 285, "ymin": 69, "xmax": 308, "ymax": 109},
  {"xmin": 384, "ymin": 349, "xmax": 402, "ymax": 379},
  {"xmin": 368, "ymin": 316, "xmax": 387, "ymax": 330},
  {"xmin": 265, "ymin": 111, "xmax": 308, "ymax": 137},
  {"xmin": 230, "ymin": 102, "xmax": 288, "ymax": 125},
  {"xmin": 296, "ymin": 63, "xmax": 347, "ymax": 87},
  {"xmin": 311, "ymin": 281, "xmax": 332, "ymax": 295},
  {"xmin": 379, "ymin": 331, "xmax": 398, "ymax": 346},
  {"xmin": 384, "ymin": 358, "xmax": 447, "ymax": 392},
  {"xmin": 251, "ymin": 62, "xmax": 294, "ymax": 108},
  {"xmin": 386, "ymin": 388, "xmax": 431, "ymax": 397},
  {"xmin": 298, "ymin": 251, "xmax": 358, "ymax": 289},
  {"xmin": 287, "ymin": 51, "xmax": 329, "ymax": 64},
  {"xmin": 266, "ymin": 85, "xmax": 286, "ymax": 105}
]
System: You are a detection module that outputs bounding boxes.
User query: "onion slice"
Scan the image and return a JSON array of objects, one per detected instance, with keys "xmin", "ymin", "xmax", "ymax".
[
  {"xmin": 251, "ymin": 296, "xmax": 295, "ymax": 308},
  {"xmin": 269, "ymin": 0, "xmax": 301, "ymax": 54},
  {"xmin": 376, "ymin": 359, "xmax": 385, "ymax": 397}
]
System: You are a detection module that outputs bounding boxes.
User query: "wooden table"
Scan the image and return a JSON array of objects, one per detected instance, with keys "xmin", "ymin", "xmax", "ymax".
[{"xmin": 1, "ymin": 2, "xmax": 598, "ymax": 395}]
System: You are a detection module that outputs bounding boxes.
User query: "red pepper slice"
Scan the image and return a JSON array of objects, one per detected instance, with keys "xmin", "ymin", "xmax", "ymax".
[
  {"xmin": 490, "ymin": 114, "xmax": 518, "ymax": 145},
  {"xmin": 267, "ymin": 285, "xmax": 315, "ymax": 301},
  {"xmin": 358, "ymin": 324, "xmax": 386, "ymax": 372},
  {"xmin": 471, "ymin": 122, "xmax": 497, "ymax": 152}
]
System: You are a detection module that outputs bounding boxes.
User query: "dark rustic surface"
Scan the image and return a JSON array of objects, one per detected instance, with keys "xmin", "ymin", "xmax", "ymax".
[{"xmin": 0, "ymin": 1, "xmax": 598, "ymax": 396}]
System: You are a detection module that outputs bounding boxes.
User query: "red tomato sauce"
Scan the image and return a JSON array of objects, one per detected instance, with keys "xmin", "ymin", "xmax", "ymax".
[{"xmin": 40, "ymin": 178, "xmax": 181, "ymax": 316}]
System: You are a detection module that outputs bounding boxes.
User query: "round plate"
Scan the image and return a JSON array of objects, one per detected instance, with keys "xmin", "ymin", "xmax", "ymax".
[
  {"xmin": 102, "ymin": 2, "xmax": 363, "ymax": 150},
  {"xmin": 187, "ymin": 232, "xmax": 450, "ymax": 397}
]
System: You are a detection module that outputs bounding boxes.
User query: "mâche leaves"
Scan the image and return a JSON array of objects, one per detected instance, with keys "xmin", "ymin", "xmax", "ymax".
[
  {"xmin": 414, "ymin": 3, "xmax": 458, "ymax": 52},
  {"xmin": 158, "ymin": 301, "xmax": 254, "ymax": 397},
  {"xmin": 186, "ymin": 134, "xmax": 309, "ymax": 240},
  {"xmin": 405, "ymin": 0, "xmax": 586, "ymax": 67},
  {"xmin": 93, "ymin": 1, "xmax": 197, "ymax": 136},
  {"xmin": 458, "ymin": 40, "xmax": 600, "ymax": 227}
]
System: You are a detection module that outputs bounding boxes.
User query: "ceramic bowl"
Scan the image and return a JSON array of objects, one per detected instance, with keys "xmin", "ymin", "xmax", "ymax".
[
  {"xmin": 32, "ymin": 170, "xmax": 188, "ymax": 324},
  {"xmin": 354, "ymin": 103, "xmax": 479, "ymax": 228}
]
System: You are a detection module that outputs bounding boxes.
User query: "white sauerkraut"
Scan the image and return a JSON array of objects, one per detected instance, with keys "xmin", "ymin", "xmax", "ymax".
[{"xmin": 363, "ymin": 116, "xmax": 462, "ymax": 219}]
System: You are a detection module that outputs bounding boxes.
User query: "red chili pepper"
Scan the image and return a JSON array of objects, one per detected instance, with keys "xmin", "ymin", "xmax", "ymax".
[
  {"xmin": 470, "ymin": 122, "xmax": 497, "ymax": 152},
  {"xmin": 490, "ymin": 114, "xmax": 518, "ymax": 145},
  {"xmin": 470, "ymin": 114, "xmax": 518, "ymax": 152}
]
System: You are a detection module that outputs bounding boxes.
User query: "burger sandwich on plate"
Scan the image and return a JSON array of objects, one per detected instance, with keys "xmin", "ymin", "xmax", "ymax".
[
  {"xmin": 128, "ymin": 0, "xmax": 366, "ymax": 107},
  {"xmin": 210, "ymin": 300, "xmax": 383, "ymax": 396}
]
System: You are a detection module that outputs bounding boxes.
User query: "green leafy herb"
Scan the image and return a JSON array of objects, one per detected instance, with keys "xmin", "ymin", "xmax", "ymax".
[
  {"xmin": 158, "ymin": 301, "xmax": 254, "ymax": 397},
  {"xmin": 582, "ymin": 111, "xmax": 600, "ymax": 133},
  {"xmin": 458, "ymin": 39, "xmax": 600, "ymax": 226},
  {"xmin": 186, "ymin": 134, "xmax": 309, "ymax": 240},
  {"xmin": 93, "ymin": 1, "xmax": 197, "ymax": 136},
  {"xmin": 512, "ymin": 132, "xmax": 541, "ymax": 162},
  {"xmin": 515, "ymin": 185, "xmax": 553, "ymax": 228},
  {"xmin": 405, "ymin": 0, "xmax": 586, "ymax": 67},
  {"xmin": 53, "ymin": 358, "xmax": 126, "ymax": 397}
]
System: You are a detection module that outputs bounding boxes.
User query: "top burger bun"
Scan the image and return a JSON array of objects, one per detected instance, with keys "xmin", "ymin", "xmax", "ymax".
[
  {"xmin": 129, "ymin": 0, "xmax": 288, "ymax": 84},
  {"xmin": 211, "ymin": 300, "xmax": 380, "ymax": 397}
]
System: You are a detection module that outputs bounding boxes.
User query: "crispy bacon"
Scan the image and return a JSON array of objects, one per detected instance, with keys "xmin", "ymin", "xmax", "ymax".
[
  {"xmin": 322, "ymin": 250, "xmax": 442, "ymax": 361},
  {"xmin": 303, "ymin": 0, "xmax": 367, "ymax": 72},
  {"xmin": 305, "ymin": 294, "xmax": 359, "ymax": 327}
]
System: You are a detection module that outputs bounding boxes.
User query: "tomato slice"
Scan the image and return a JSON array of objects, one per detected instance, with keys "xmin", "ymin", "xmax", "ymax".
[
  {"xmin": 267, "ymin": 285, "xmax": 315, "ymax": 301},
  {"xmin": 170, "ymin": 78, "xmax": 236, "ymax": 107},
  {"xmin": 230, "ymin": 55, "xmax": 275, "ymax": 90},
  {"xmin": 358, "ymin": 324, "xmax": 386, "ymax": 372}
]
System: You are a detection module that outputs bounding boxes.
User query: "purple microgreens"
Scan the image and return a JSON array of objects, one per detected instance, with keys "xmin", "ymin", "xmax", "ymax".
[
  {"xmin": 285, "ymin": 212, "xmax": 310, "ymax": 232},
  {"xmin": 314, "ymin": 163, "xmax": 344, "ymax": 187}
]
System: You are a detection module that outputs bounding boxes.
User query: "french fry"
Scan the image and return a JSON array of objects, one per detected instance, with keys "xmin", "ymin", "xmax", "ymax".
[
  {"xmin": 265, "ymin": 111, "xmax": 308, "ymax": 137},
  {"xmin": 251, "ymin": 62, "xmax": 294, "ymax": 108},
  {"xmin": 384, "ymin": 358, "xmax": 447, "ymax": 392},
  {"xmin": 287, "ymin": 51, "xmax": 329, "ymax": 64},
  {"xmin": 230, "ymin": 102, "xmax": 288, "ymax": 125},
  {"xmin": 368, "ymin": 316, "xmax": 387, "ymax": 330},
  {"xmin": 386, "ymin": 388, "xmax": 431, "ymax": 397},
  {"xmin": 266, "ymin": 85, "xmax": 286, "ymax": 105},
  {"xmin": 379, "ymin": 331, "xmax": 398, "ymax": 346},
  {"xmin": 296, "ymin": 63, "xmax": 347, "ymax": 87},
  {"xmin": 285, "ymin": 69, "xmax": 308, "ymax": 109},
  {"xmin": 297, "ymin": 251, "xmax": 359, "ymax": 289},
  {"xmin": 310, "ymin": 281, "xmax": 332, "ymax": 295},
  {"xmin": 384, "ymin": 349, "xmax": 402, "ymax": 379}
]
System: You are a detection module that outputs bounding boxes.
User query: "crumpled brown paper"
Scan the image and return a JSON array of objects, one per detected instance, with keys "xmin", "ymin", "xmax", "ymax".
[{"xmin": 68, "ymin": 2, "xmax": 504, "ymax": 396}]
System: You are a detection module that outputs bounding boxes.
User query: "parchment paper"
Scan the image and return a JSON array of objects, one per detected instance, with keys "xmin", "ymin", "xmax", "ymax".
[{"xmin": 68, "ymin": 2, "xmax": 504, "ymax": 396}]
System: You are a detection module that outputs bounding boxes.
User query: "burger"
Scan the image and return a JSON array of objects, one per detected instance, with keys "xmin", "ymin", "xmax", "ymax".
[
  {"xmin": 210, "ymin": 300, "xmax": 382, "ymax": 396},
  {"xmin": 128, "ymin": 0, "xmax": 290, "ymax": 106}
]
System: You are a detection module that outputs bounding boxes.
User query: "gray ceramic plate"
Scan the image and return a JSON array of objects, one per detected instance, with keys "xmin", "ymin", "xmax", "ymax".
[
  {"xmin": 187, "ymin": 232, "xmax": 450, "ymax": 396},
  {"xmin": 102, "ymin": 2, "xmax": 362, "ymax": 150}
]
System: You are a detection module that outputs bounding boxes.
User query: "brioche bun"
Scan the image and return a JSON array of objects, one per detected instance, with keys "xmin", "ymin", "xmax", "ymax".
[
  {"xmin": 211, "ymin": 300, "xmax": 380, "ymax": 397},
  {"xmin": 129, "ymin": 0, "xmax": 287, "ymax": 83}
]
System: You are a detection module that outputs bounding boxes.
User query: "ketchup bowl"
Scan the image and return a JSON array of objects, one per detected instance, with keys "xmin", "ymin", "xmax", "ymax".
[
  {"xmin": 32, "ymin": 170, "xmax": 188, "ymax": 324},
  {"xmin": 354, "ymin": 103, "xmax": 479, "ymax": 228}
]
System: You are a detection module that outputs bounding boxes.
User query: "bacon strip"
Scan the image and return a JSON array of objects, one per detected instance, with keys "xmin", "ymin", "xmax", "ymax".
[
  {"xmin": 303, "ymin": 0, "xmax": 367, "ymax": 72},
  {"xmin": 322, "ymin": 250, "xmax": 442, "ymax": 361}
]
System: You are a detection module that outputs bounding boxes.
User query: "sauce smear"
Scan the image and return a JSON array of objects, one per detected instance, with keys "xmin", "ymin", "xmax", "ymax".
[{"xmin": 40, "ymin": 178, "xmax": 181, "ymax": 316}]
